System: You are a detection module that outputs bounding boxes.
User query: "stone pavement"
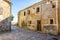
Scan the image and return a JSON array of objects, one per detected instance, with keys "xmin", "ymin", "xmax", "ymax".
[{"xmin": 0, "ymin": 25, "xmax": 59, "ymax": 40}]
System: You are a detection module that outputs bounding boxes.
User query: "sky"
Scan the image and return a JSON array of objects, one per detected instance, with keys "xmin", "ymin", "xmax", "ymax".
[{"xmin": 10, "ymin": 0, "xmax": 41, "ymax": 22}]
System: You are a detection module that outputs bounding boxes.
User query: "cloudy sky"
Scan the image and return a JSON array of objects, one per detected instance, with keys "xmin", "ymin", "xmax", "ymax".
[{"xmin": 10, "ymin": 0, "xmax": 41, "ymax": 22}]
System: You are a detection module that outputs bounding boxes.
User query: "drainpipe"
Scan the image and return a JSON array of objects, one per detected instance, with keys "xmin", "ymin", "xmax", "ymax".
[
  {"xmin": 41, "ymin": 1, "xmax": 43, "ymax": 33},
  {"xmin": 56, "ymin": 0, "xmax": 58, "ymax": 35},
  {"xmin": 41, "ymin": 2, "xmax": 42, "ymax": 32},
  {"xmin": 26, "ymin": 12, "xmax": 28, "ymax": 28},
  {"xmin": 9, "ymin": 4, "xmax": 12, "ymax": 31}
]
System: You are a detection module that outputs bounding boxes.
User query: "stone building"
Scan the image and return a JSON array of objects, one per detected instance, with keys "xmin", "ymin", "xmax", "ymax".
[
  {"xmin": 18, "ymin": 0, "xmax": 60, "ymax": 35},
  {"xmin": 0, "ymin": 0, "xmax": 11, "ymax": 31}
]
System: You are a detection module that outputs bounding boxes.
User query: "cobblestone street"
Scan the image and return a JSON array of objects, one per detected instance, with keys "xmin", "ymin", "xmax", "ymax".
[{"xmin": 0, "ymin": 25, "xmax": 60, "ymax": 40}]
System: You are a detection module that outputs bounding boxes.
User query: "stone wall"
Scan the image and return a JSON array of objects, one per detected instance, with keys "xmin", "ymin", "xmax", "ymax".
[
  {"xmin": 18, "ymin": 0, "xmax": 59, "ymax": 35},
  {"xmin": 42, "ymin": 0, "xmax": 58, "ymax": 34},
  {"xmin": 0, "ymin": 0, "xmax": 11, "ymax": 31}
]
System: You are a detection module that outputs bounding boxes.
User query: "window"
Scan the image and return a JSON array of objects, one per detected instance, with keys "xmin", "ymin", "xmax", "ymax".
[
  {"xmin": 50, "ymin": 19, "xmax": 53, "ymax": 24},
  {"xmin": 27, "ymin": 10, "xmax": 30, "ymax": 15},
  {"xmin": 50, "ymin": 0, "xmax": 55, "ymax": 8},
  {"xmin": 36, "ymin": 7, "xmax": 39, "ymax": 13},
  {"xmin": 24, "ymin": 12, "xmax": 26, "ymax": 16},
  {"xmin": 52, "ymin": 4, "xmax": 55, "ymax": 8},
  {"xmin": 0, "ymin": 7, "xmax": 2, "ymax": 15},
  {"xmin": 29, "ymin": 21, "xmax": 31, "ymax": 24}
]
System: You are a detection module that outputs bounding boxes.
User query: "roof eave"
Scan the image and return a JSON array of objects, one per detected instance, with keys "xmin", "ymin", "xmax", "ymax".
[{"xmin": 3, "ymin": 0, "xmax": 12, "ymax": 6}]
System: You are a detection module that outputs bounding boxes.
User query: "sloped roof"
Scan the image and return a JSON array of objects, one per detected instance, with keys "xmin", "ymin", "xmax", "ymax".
[
  {"xmin": 18, "ymin": 1, "xmax": 45, "ymax": 15},
  {"xmin": 3, "ymin": 0, "xmax": 11, "ymax": 6}
]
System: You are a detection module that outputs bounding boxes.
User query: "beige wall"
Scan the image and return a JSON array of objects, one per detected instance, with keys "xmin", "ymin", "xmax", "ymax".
[
  {"xmin": 18, "ymin": 0, "xmax": 59, "ymax": 35},
  {"xmin": 0, "ymin": 0, "xmax": 11, "ymax": 20},
  {"xmin": 41, "ymin": 0, "xmax": 57, "ymax": 34},
  {"xmin": 0, "ymin": 0, "xmax": 11, "ymax": 31}
]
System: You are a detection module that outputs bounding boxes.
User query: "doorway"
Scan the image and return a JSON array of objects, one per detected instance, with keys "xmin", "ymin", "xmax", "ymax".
[{"xmin": 37, "ymin": 20, "xmax": 41, "ymax": 31}]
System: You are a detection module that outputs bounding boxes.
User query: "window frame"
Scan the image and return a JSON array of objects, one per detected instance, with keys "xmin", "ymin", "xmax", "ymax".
[
  {"xmin": 27, "ymin": 10, "xmax": 30, "ymax": 15},
  {"xmin": 36, "ymin": 7, "xmax": 40, "ymax": 13},
  {"xmin": 49, "ymin": 18, "xmax": 54, "ymax": 24},
  {"xmin": 24, "ymin": 11, "xmax": 26, "ymax": 16},
  {"xmin": 28, "ymin": 21, "xmax": 31, "ymax": 24}
]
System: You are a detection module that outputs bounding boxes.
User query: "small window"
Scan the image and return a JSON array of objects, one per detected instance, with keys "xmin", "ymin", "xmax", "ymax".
[
  {"xmin": 50, "ymin": 1, "xmax": 53, "ymax": 3},
  {"xmin": 50, "ymin": 1, "xmax": 55, "ymax": 8},
  {"xmin": 29, "ymin": 21, "xmax": 31, "ymax": 24},
  {"xmin": 52, "ymin": 5, "xmax": 55, "ymax": 8},
  {"xmin": 24, "ymin": 12, "xmax": 26, "ymax": 16},
  {"xmin": 50, "ymin": 19, "xmax": 53, "ymax": 24},
  {"xmin": 27, "ymin": 10, "xmax": 30, "ymax": 15},
  {"xmin": 36, "ymin": 7, "xmax": 39, "ymax": 13}
]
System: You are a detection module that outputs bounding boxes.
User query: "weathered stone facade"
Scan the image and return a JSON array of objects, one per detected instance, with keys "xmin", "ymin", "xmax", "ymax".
[
  {"xmin": 18, "ymin": 0, "xmax": 60, "ymax": 35},
  {"xmin": 0, "ymin": 0, "xmax": 11, "ymax": 31}
]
